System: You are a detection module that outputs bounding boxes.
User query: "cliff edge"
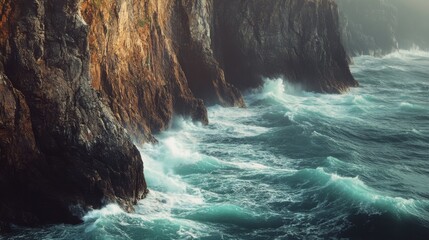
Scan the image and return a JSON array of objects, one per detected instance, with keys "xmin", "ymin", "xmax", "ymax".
[
  {"xmin": 0, "ymin": 0, "xmax": 147, "ymax": 227},
  {"xmin": 214, "ymin": 0, "xmax": 357, "ymax": 93},
  {"xmin": 0, "ymin": 0, "xmax": 357, "ymax": 229}
]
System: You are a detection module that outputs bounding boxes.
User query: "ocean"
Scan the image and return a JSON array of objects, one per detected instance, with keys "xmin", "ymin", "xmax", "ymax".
[{"xmin": 4, "ymin": 50, "xmax": 429, "ymax": 239}]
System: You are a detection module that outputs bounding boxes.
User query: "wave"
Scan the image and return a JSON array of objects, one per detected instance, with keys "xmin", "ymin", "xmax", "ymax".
[
  {"xmin": 246, "ymin": 78, "xmax": 375, "ymax": 125},
  {"xmin": 285, "ymin": 167, "xmax": 429, "ymax": 221},
  {"xmin": 383, "ymin": 49, "xmax": 429, "ymax": 59},
  {"xmin": 351, "ymin": 49, "xmax": 429, "ymax": 76},
  {"xmin": 81, "ymin": 201, "xmax": 212, "ymax": 240},
  {"xmin": 182, "ymin": 204, "xmax": 283, "ymax": 229},
  {"xmin": 65, "ymin": 52, "xmax": 429, "ymax": 239},
  {"xmin": 206, "ymin": 107, "xmax": 270, "ymax": 138},
  {"xmin": 130, "ymin": 55, "xmax": 428, "ymax": 238}
]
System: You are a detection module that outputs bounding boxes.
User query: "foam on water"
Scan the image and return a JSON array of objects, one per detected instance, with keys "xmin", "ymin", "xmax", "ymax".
[
  {"xmin": 383, "ymin": 49, "xmax": 429, "ymax": 60},
  {"xmin": 308, "ymin": 168, "xmax": 428, "ymax": 218},
  {"xmin": 5, "ymin": 50, "xmax": 429, "ymax": 239},
  {"xmin": 247, "ymin": 77, "xmax": 373, "ymax": 125}
]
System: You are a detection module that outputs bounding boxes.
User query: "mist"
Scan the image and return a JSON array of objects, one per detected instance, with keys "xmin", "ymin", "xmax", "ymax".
[{"xmin": 336, "ymin": 0, "xmax": 429, "ymax": 56}]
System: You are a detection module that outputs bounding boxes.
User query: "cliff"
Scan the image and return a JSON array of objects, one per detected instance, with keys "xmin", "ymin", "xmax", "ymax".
[
  {"xmin": 214, "ymin": 0, "xmax": 357, "ymax": 93},
  {"xmin": 337, "ymin": 0, "xmax": 429, "ymax": 56},
  {"xmin": 0, "ymin": 0, "xmax": 147, "ymax": 227},
  {"xmin": 0, "ymin": 0, "xmax": 356, "ymax": 229},
  {"xmin": 80, "ymin": 0, "xmax": 212, "ymax": 142},
  {"xmin": 80, "ymin": 0, "xmax": 357, "ymax": 142}
]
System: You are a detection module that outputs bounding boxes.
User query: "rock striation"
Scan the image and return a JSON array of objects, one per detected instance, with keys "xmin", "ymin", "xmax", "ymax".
[
  {"xmin": 0, "ymin": 0, "xmax": 147, "ymax": 227},
  {"xmin": 214, "ymin": 0, "xmax": 357, "ymax": 93},
  {"xmin": 80, "ymin": 0, "xmax": 357, "ymax": 141},
  {"xmin": 1, "ymin": 0, "xmax": 357, "ymax": 229}
]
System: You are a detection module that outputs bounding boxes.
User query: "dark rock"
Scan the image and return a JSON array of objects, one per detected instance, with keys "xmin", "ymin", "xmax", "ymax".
[
  {"xmin": 213, "ymin": 0, "xmax": 358, "ymax": 93},
  {"xmin": 80, "ymin": 0, "xmax": 215, "ymax": 141},
  {"xmin": 0, "ymin": 0, "xmax": 357, "ymax": 229},
  {"xmin": 0, "ymin": 221, "xmax": 11, "ymax": 233},
  {"xmin": 0, "ymin": 0, "xmax": 147, "ymax": 226},
  {"xmin": 175, "ymin": 0, "xmax": 246, "ymax": 107}
]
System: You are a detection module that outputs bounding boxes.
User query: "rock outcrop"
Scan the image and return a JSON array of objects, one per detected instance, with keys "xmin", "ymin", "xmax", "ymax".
[
  {"xmin": 1, "ymin": 0, "xmax": 357, "ymax": 229},
  {"xmin": 0, "ymin": 0, "xmax": 147, "ymax": 227},
  {"xmin": 80, "ymin": 0, "xmax": 212, "ymax": 141},
  {"xmin": 80, "ymin": 0, "xmax": 357, "ymax": 141},
  {"xmin": 214, "ymin": 0, "xmax": 357, "ymax": 93}
]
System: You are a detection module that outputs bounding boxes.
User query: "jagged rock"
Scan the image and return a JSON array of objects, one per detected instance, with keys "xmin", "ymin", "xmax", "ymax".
[
  {"xmin": 175, "ymin": 0, "xmax": 245, "ymax": 107},
  {"xmin": 213, "ymin": 0, "xmax": 358, "ymax": 93},
  {"xmin": 81, "ymin": 0, "xmax": 358, "ymax": 141},
  {"xmin": 0, "ymin": 0, "xmax": 147, "ymax": 226},
  {"xmin": 80, "ymin": 0, "xmax": 212, "ymax": 141},
  {"xmin": 0, "ymin": 0, "xmax": 357, "ymax": 228}
]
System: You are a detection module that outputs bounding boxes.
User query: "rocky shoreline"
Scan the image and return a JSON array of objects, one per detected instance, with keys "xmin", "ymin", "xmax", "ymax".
[{"xmin": 0, "ymin": 0, "xmax": 357, "ymax": 230}]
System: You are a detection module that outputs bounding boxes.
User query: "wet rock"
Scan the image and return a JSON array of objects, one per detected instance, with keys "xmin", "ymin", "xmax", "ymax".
[
  {"xmin": 0, "ymin": 0, "xmax": 357, "ymax": 228},
  {"xmin": 213, "ymin": 0, "xmax": 358, "ymax": 93},
  {"xmin": 0, "ymin": 0, "xmax": 147, "ymax": 226}
]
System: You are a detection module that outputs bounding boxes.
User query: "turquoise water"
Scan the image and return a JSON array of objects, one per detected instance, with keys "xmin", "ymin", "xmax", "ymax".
[{"xmin": 4, "ymin": 50, "xmax": 429, "ymax": 239}]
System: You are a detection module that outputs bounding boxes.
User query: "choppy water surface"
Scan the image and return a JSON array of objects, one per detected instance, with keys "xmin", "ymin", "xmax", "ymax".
[{"xmin": 5, "ymin": 50, "xmax": 429, "ymax": 239}]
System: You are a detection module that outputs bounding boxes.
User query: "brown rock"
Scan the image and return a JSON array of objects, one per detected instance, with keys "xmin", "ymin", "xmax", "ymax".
[
  {"xmin": 80, "ymin": 0, "xmax": 213, "ymax": 141},
  {"xmin": 0, "ymin": 0, "xmax": 147, "ymax": 226},
  {"xmin": 0, "ymin": 0, "xmax": 358, "ymax": 229}
]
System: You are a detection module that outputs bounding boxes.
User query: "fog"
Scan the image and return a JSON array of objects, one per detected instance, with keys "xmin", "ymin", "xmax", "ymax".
[
  {"xmin": 400, "ymin": 0, "xmax": 429, "ymax": 10},
  {"xmin": 336, "ymin": 0, "xmax": 429, "ymax": 55}
]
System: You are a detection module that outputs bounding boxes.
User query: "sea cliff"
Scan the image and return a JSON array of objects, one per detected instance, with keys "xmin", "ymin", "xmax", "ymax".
[{"xmin": 0, "ymin": 0, "xmax": 357, "ymax": 229}]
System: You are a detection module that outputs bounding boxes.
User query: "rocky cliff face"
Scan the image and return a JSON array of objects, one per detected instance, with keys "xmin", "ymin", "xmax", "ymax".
[
  {"xmin": 214, "ymin": 0, "xmax": 357, "ymax": 93},
  {"xmin": 80, "ymin": 0, "xmax": 213, "ymax": 142},
  {"xmin": 80, "ymin": 0, "xmax": 356, "ymax": 141},
  {"xmin": 1, "ymin": 0, "xmax": 356, "ymax": 229},
  {"xmin": 0, "ymin": 0, "xmax": 147, "ymax": 227},
  {"xmin": 337, "ymin": 0, "xmax": 429, "ymax": 56}
]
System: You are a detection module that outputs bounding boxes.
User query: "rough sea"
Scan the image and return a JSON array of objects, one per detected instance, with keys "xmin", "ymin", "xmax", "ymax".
[{"xmin": 4, "ymin": 50, "xmax": 429, "ymax": 239}]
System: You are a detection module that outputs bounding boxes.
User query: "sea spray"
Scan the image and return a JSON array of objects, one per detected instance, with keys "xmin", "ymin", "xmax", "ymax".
[{"xmin": 5, "ymin": 50, "xmax": 429, "ymax": 239}]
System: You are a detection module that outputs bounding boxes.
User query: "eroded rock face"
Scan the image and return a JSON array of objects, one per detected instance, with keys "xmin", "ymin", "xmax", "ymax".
[
  {"xmin": 175, "ymin": 0, "xmax": 245, "ymax": 107},
  {"xmin": 80, "ymin": 0, "xmax": 212, "ymax": 141},
  {"xmin": 213, "ymin": 0, "xmax": 357, "ymax": 93},
  {"xmin": 0, "ymin": 0, "xmax": 147, "ymax": 226},
  {"xmin": 80, "ymin": 0, "xmax": 358, "ymax": 141},
  {"xmin": 1, "ymin": 0, "xmax": 357, "ymax": 229}
]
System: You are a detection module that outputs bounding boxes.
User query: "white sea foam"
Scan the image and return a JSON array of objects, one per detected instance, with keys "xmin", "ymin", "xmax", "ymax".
[
  {"xmin": 247, "ymin": 77, "xmax": 372, "ymax": 124},
  {"xmin": 138, "ymin": 138, "xmax": 207, "ymax": 193},
  {"xmin": 228, "ymin": 161, "xmax": 270, "ymax": 170},
  {"xmin": 383, "ymin": 49, "xmax": 429, "ymax": 60},
  {"xmin": 135, "ymin": 190, "xmax": 204, "ymax": 219},
  {"xmin": 314, "ymin": 167, "xmax": 429, "ymax": 218},
  {"xmin": 207, "ymin": 106, "xmax": 269, "ymax": 137},
  {"xmin": 83, "ymin": 204, "xmax": 125, "ymax": 222},
  {"xmin": 411, "ymin": 128, "xmax": 422, "ymax": 135}
]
